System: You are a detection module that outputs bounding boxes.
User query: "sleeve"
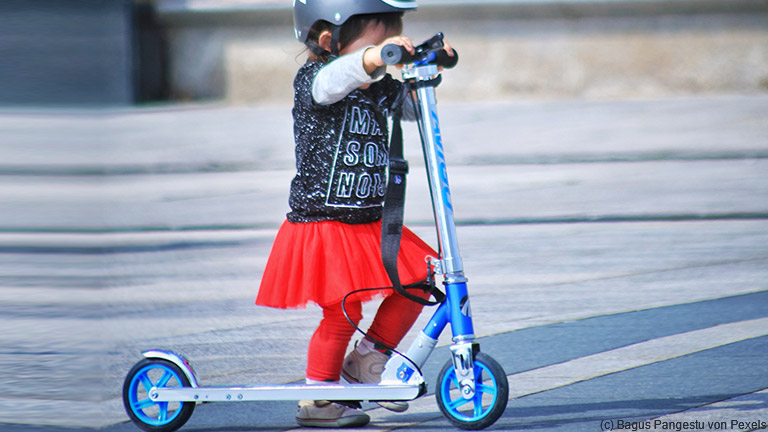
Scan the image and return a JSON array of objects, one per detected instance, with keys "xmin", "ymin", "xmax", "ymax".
[{"xmin": 312, "ymin": 46, "xmax": 386, "ymax": 106}]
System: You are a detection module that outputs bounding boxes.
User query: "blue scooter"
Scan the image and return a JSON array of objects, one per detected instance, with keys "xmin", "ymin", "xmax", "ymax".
[{"xmin": 122, "ymin": 33, "xmax": 509, "ymax": 431}]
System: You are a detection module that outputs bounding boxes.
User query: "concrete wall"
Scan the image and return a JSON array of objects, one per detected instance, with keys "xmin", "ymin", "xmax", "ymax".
[
  {"xmin": 156, "ymin": 0, "xmax": 768, "ymax": 103},
  {"xmin": 0, "ymin": 0, "xmax": 135, "ymax": 105}
]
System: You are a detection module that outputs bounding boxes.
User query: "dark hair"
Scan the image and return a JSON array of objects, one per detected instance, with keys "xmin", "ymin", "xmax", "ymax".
[{"xmin": 306, "ymin": 12, "xmax": 404, "ymax": 63}]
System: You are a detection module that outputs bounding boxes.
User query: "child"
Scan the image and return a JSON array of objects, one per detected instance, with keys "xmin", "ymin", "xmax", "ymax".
[{"xmin": 256, "ymin": 0, "xmax": 453, "ymax": 428}]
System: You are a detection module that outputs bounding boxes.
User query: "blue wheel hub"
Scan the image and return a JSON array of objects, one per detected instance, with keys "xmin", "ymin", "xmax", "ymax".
[
  {"xmin": 127, "ymin": 363, "xmax": 185, "ymax": 426},
  {"xmin": 439, "ymin": 361, "xmax": 499, "ymax": 421}
]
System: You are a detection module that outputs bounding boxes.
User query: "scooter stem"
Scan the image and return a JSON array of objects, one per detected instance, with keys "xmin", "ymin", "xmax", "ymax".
[{"xmin": 403, "ymin": 64, "xmax": 466, "ymax": 284}]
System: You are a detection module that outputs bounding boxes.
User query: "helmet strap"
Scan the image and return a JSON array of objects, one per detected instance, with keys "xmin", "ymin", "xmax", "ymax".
[
  {"xmin": 329, "ymin": 25, "xmax": 342, "ymax": 59},
  {"xmin": 307, "ymin": 41, "xmax": 329, "ymax": 58},
  {"xmin": 306, "ymin": 25, "xmax": 342, "ymax": 61}
]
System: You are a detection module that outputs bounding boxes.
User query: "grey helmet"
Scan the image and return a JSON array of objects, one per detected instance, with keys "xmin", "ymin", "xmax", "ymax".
[{"xmin": 293, "ymin": 0, "xmax": 418, "ymax": 42}]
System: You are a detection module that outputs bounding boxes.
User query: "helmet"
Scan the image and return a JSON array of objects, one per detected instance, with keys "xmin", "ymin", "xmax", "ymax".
[{"xmin": 293, "ymin": 0, "xmax": 418, "ymax": 42}]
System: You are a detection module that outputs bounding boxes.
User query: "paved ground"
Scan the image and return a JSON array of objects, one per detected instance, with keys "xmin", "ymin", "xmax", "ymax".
[{"xmin": 0, "ymin": 94, "xmax": 767, "ymax": 431}]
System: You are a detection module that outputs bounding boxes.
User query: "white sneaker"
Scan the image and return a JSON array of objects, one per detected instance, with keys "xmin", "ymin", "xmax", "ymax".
[
  {"xmin": 342, "ymin": 348, "xmax": 409, "ymax": 413},
  {"xmin": 295, "ymin": 400, "xmax": 370, "ymax": 428}
]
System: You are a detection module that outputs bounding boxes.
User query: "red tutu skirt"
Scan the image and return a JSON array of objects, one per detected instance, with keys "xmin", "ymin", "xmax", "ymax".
[{"xmin": 256, "ymin": 220, "xmax": 437, "ymax": 309}]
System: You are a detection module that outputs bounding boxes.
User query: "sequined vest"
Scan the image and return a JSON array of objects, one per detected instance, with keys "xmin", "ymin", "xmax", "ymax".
[{"xmin": 287, "ymin": 61, "xmax": 403, "ymax": 224}]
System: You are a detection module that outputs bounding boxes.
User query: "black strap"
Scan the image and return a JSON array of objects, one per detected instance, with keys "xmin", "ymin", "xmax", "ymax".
[
  {"xmin": 307, "ymin": 26, "xmax": 342, "ymax": 60},
  {"xmin": 329, "ymin": 26, "xmax": 341, "ymax": 58},
  {"xmin": 381, "ymin": 87, "xmax": 444, "ymax": 306}
]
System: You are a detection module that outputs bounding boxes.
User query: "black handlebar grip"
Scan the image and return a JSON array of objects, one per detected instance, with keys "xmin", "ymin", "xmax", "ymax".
[
  {"xmin": 381, "ymin": 43, "xmax": 459, "ymax": 68},
  {"xmin": 435, "ymin": 48, "xmax": 459, "ymax": 69},
  {"xmin": 381, "ymin": 44, "xmax": 413, "ymax": 65}
]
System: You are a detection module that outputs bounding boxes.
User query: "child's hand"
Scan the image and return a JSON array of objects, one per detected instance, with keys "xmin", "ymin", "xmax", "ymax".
[
  {"xmin": 363, "ymin": 36, "xmax": 415, "ymax": 73},
  {"xmin": 442, "ymin": 39, "xmax": 455, "ymax": 58},
  {"xmin": 438, "ymin": 39, "xmax": 456, "ymax": 71}
]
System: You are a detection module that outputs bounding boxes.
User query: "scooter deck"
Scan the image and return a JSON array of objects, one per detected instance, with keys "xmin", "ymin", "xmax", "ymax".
[{"xmin": 151, "ymin": 383, "xmax": 424, "ymax": 403}]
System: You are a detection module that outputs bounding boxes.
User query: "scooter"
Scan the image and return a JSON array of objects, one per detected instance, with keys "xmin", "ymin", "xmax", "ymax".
[{"xmin": 122, "ymin": 33, "xmax": 509, "ymax": 432}]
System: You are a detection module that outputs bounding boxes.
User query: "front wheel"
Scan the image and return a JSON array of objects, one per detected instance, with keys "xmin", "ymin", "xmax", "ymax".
[
  {"xmin": 436, "ymin": 352, "xmax": 509, "ymax": 430},
  {"xmin": 123, "ymin": 358, "xmax": 195, "ymax": 432}
]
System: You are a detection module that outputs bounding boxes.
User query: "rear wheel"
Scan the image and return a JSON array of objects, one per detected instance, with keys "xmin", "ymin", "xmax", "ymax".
[
  {"xmin": 123, "ymin": 358, "xmax": 195, "ymax": 432},
  {"xmin": 436, "ymin": 352, "xmax": 508, "ymax": 430}
]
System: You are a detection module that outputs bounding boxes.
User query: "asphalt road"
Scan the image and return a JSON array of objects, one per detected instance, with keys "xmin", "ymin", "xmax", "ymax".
[{"xmin": 1, "ymin": 94, "xmax": 766, "ymax": 431}]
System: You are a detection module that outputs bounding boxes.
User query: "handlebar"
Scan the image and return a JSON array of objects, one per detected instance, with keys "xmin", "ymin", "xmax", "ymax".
[{"xmin": 381, "ymin": 32, "xmax": 459, "ymax": 69}]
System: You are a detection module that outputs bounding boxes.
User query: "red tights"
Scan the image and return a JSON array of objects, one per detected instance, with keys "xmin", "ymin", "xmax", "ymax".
[{"xmin": 306, "ymin": 291, "xmax": 428, "ymax": 382}]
